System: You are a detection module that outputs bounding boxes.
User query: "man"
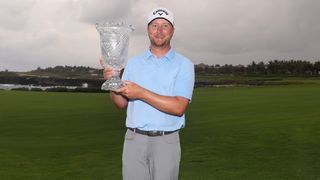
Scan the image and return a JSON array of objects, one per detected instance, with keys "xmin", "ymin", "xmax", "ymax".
[{"xmin": 103, "ymin": 7, "xmax": 194, "ymax": 180}]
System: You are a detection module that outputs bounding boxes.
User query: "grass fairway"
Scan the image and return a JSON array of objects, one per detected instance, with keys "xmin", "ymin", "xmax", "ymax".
[
  {"xmin": 0, "ymin": 91, "xmax": 126, "ymax": 179},
  {"xmin": 1, "ymin": 83, "xmax": 320, "ymax": 179}
]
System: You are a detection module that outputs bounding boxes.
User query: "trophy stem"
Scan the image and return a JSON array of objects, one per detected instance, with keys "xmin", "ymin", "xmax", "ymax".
[{"xmin": 101, "ymin": 70, "xmax": 124, "ymax": 91}]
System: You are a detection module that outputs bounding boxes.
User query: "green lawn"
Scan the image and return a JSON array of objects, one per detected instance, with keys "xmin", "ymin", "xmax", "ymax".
[
  {"xmin": 182, "ymin": 84, "xmax": 320, "ymax": 179},
  {"xmin": 1, "ymin": 83, "xmax": 320, "ymax": 179},
  {"xmin": 0, "ymin": 91, "xmax": 125, "ymax": 179}
]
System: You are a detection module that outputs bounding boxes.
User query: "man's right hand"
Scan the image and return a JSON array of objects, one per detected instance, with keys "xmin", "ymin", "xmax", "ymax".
[
  {"xmin": 100, "ymin": 57, "xmax": 114, "ymax": 80},
  {"xmin": 103, "ymin": 68, "xmax": 114, "ymax": 80}
]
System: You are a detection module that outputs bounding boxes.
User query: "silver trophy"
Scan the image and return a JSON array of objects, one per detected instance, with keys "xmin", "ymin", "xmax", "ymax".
[{"xmin": 96, "ymin": 22, "xmax": 134, "ymax": 91}]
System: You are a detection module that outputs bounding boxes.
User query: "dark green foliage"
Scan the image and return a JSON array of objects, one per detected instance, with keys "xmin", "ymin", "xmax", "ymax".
[
  {"xmin": 11, "ymin": 87, "xmax": 29, "ymax": 91},
  {"xmin": 195, "ymin": 60, "xmax": 320, "ymax": 75}
]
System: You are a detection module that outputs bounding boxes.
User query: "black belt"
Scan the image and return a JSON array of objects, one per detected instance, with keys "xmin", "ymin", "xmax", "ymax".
[{"xmin": 128, "ymin": 128, "xmax": 178, "ymax": 137}]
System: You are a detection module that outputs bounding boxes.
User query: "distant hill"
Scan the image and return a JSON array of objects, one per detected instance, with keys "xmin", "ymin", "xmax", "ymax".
[
  {"xmin": 0, "ymin": 66, "xmax": 104, "ymax": 88},
  {"xmin": 26, "ymin": 65, "xmax": 103, "ymax": 79},
  {"xmin": 1, "ymin": 60, "xmax": 320, "ymax": 89}
]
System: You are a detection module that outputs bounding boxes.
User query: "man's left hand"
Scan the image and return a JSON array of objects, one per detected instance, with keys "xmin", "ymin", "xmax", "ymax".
[{"xmin": 114, "ymin": 81, "xmax": 144, "ymax": 100}]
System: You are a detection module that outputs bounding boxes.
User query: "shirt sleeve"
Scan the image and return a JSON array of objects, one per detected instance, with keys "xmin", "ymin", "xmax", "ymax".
[
  {"xmin": 121, "ymin": 60, "xmax": 131, "ymax": 81},
  {"xmin": 173, "ymin": 60, "xmax": 195, "ymax": 101}
]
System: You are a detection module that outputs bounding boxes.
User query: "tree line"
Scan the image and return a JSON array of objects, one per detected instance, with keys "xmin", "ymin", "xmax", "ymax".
[
  {"xmin": 2, "ymin": 60, "xmax": 320, "ymax": 77},
  {"xmin": 32, "ymin": 65, "xmax": 102, "ymax": 75},
  {"xmin": 196, "ymin": 60, "xmax": 320, "ymax": 75}
]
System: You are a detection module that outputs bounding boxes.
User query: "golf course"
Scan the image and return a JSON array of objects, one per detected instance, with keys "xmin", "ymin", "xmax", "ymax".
[{"xmin": 1, "ymin": 78, "xmax": 320, "ymax": 179}]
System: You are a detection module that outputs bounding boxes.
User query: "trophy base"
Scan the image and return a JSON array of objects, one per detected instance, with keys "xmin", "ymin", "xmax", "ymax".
[{"xmin": 101, "ymin": 77, "xmax": 124, "ymax": 91}]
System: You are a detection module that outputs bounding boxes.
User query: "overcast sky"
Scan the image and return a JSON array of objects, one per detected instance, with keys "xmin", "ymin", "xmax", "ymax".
[{"xmin": 1, "ymin": 0, "xmax": 320, "ymax": 71}]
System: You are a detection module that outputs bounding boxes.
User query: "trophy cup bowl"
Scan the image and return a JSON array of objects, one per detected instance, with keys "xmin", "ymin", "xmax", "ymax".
[{"xmin": 96, "ymin": 22, "xmax": 134, "ymax": 91}]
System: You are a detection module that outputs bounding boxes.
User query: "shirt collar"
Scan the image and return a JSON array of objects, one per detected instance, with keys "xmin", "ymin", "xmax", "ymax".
[{"xmin": 144, "ymin": 48, "xmax": 175, "ymax": 62}]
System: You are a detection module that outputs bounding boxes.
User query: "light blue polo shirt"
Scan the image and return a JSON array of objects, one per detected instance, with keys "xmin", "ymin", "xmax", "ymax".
[{"xmin": 122, "ymin": 49, "xmax": 195, "ymax": 131}]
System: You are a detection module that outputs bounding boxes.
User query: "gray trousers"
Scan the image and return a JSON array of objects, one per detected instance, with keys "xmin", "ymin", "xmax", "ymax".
[{"xmin": 122, "ymin": 129, "xmax": 181, "ymax": 180}]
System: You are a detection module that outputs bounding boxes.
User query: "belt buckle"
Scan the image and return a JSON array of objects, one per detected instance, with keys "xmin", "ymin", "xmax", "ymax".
[{"xmin": 148, "ymin": 130, "xmax": 161, "ymax": 136}]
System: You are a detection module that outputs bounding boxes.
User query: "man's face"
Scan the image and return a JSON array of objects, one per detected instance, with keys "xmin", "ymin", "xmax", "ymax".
[{"xmin": 148, "ymin": 18, "xmax": 174, "ymax": 48}]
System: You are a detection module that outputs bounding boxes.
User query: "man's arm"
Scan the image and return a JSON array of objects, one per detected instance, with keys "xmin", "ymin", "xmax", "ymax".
[
  {"xmin": 103, "ymin": 68, "xmax": 128, "ymax": 109},
  {"xmin": 114, "ymin": 81, "xmax": 189, "ymax": 116},
  {"xmin": 110, "ymin": 92, "xmax": 128, "ymax": 109}
]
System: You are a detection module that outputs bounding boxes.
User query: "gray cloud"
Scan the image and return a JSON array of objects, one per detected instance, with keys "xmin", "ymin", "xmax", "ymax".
[
  {"xmin": 0, "ymin": 0, "xmax": 320, "ymax": 71},
  {"xmin": 77, "ymin": 0, "xmax": 133, "ymax": 23},
  {"xmin": 0, "ymin": 0, "xmax": 36, "ymax": 31}
]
